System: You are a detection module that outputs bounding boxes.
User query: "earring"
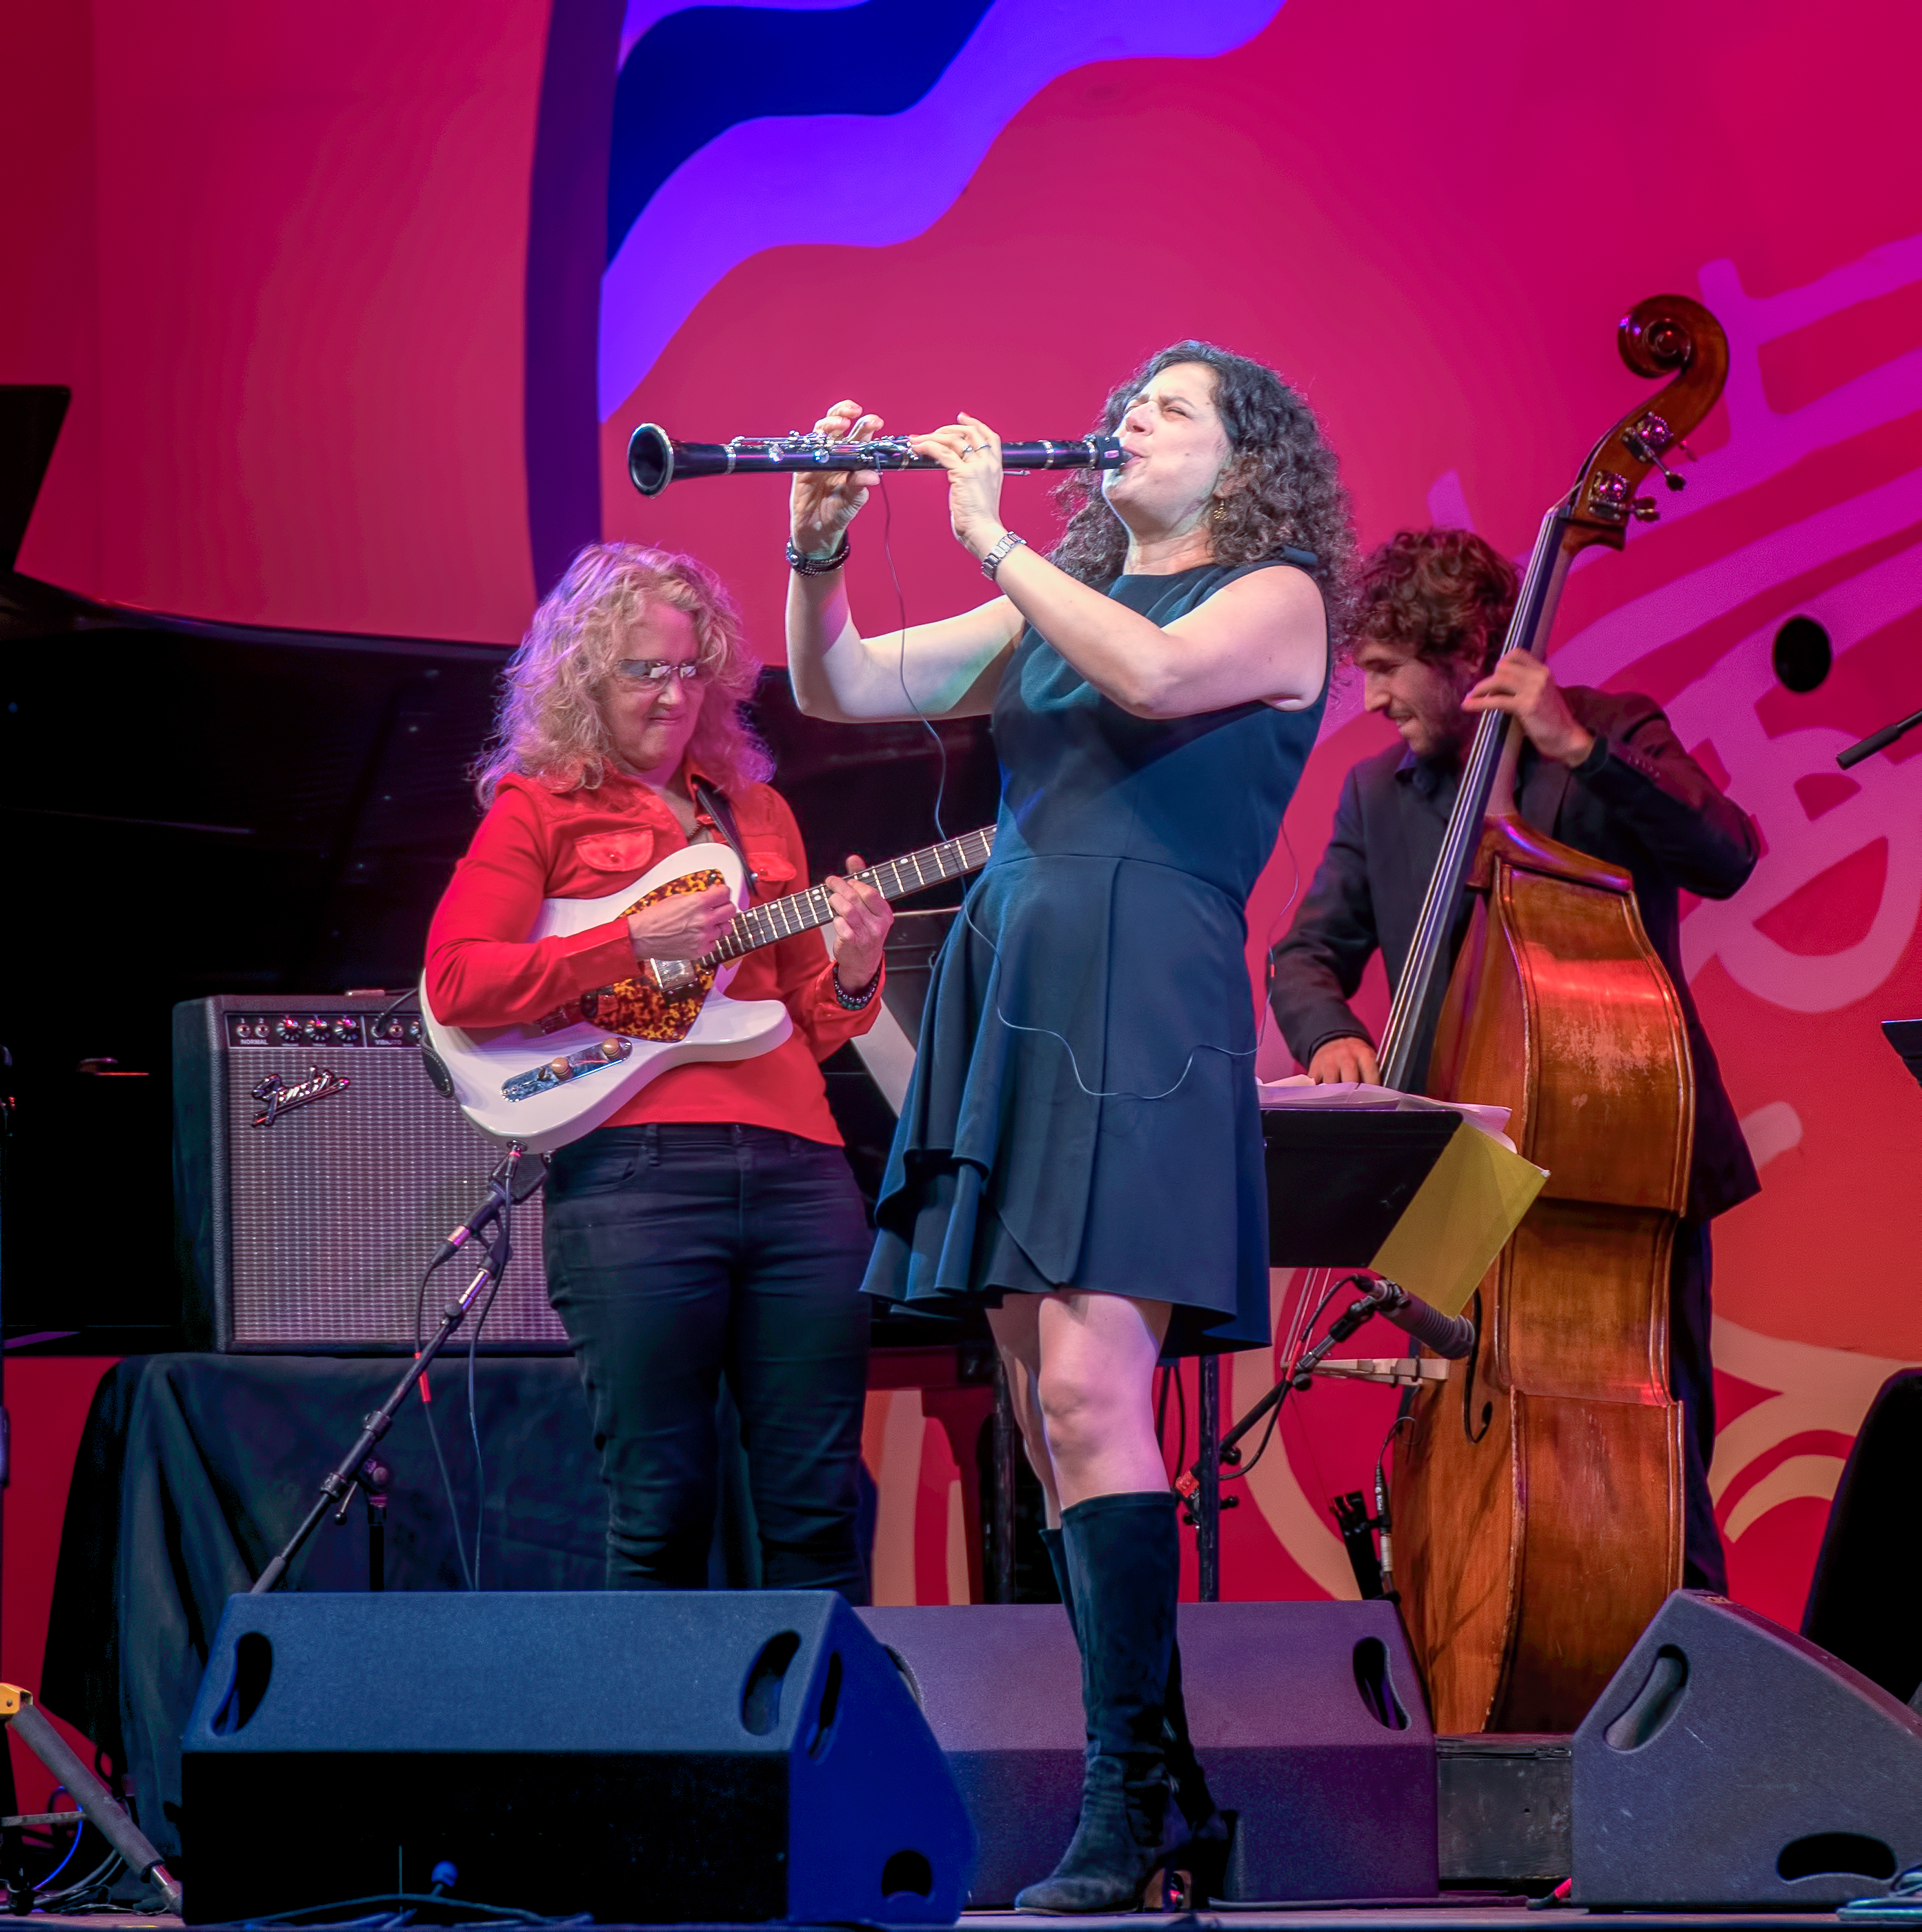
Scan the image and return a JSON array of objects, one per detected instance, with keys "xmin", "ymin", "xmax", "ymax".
[{"xmin": 1210, "ymin": 499, "xmax": 1228, "ymax": 525}]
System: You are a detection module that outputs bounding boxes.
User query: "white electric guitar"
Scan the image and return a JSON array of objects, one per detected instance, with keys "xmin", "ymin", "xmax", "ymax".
[{"xmin": 422, "ymin": 826, "xmax": 995, "ymax": 1151}]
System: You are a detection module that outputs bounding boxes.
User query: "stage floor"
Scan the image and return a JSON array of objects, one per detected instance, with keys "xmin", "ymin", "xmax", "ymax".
[{"xmin": 36, "ymin": 1913, "xmax": 1856, "ymax": 1931}]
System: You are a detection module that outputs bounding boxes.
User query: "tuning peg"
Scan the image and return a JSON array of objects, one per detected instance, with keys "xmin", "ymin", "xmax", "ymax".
[
  {"xmin": 1623, "ymin": 424, "xmax": 1690, "ymax": 492},
  {"xmin": 1630, "ymin": 497, "xmax": 1661, "ymax": 521}
]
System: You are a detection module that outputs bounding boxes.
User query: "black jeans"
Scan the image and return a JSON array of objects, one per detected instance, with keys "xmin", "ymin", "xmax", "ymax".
[
  {"xmin": 1670, "ymin": 1218, "xmax": 1727, "ymax": 1593},
  {"xmin": 543, "ymin": 1123, "xmax": 873, "ymax": 1598}
]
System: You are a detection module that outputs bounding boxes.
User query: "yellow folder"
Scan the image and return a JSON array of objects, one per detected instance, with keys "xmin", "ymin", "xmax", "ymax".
[{"xmin": 1369, "ymin": 1122, "xmax": 1547, "ymax": 1315}]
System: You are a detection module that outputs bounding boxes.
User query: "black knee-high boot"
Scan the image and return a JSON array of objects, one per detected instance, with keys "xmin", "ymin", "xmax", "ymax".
[
  {"xmin": 1041, "ymin": 1524, "xmax": 1075, "ymax": 1623},
  {"xmin": 1017, "ymin": 1493, "xmax": 1185, "ymax": 1912},
  {"xmin": 1042, "ymin": 1524, "xmax": 1227, "ymax": 1864}
]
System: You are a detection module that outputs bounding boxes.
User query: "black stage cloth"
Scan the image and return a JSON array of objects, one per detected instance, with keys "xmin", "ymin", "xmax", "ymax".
[
  {"xmin": 1802, "ymin": 1365, "xmax": 1922, "ymax": 1704},
  {"xmin": 42, "ymin": 1353, "xmax": 617, "ymax": 1860}
]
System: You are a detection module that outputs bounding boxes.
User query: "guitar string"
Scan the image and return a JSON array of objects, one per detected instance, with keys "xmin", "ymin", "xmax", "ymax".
[{"xmin": 702, "ymin": 828, "xmax": 989, "ymax": 967}]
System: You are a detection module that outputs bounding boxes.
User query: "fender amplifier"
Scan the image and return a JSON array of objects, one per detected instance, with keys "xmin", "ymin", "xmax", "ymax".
[{"xmin": 174, "ymin": 995, "xmax": 567, "ymax": 1353}]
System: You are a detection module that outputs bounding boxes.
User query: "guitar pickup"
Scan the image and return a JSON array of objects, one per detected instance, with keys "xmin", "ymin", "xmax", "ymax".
[{"xmin": 501, "ymin": 1037, "xmax": 632, "ymax": 1102}]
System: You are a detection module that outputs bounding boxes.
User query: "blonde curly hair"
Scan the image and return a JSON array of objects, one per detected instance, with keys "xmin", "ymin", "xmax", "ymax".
[{"xmin": 473, "ymin": 543, "xmax": 772, "ymax": 805}]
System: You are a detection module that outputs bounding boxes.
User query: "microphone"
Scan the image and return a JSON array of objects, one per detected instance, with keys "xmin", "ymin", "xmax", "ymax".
[
  {"xmin": 1374, "ymin": 1281, "xmax": 1476, "ymax": 1360},
  {"xmin": 1291, "ymin": 1277, "xmax": 1475, "ymax": 1388},
  {"xmin": 429, "ymin": 1146, "xmax": 547, "ymax": 1268}
]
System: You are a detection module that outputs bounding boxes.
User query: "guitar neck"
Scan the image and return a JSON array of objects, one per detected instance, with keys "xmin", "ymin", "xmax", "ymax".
[{"xmin": 704, "ymin": 825, "xmax": 996, "ymax": 967}]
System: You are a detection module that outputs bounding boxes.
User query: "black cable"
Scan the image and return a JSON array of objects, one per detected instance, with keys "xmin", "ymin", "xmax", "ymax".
[
  {"xmin": 416, "ymin": 1261, "xmax": 477, "ymax": 1592},
  {"xmin": 465, "ymin": 1191, "xmax": 511, "ymax": 1590},
  {"xmin": 366, "ymin": 986, "xmax": 421, "ymax": 1037},
  {"xmin": 1222, "ymin": 1390, "xmax": 1286, "ymax": 1484},
  {"xmin": 1221, "ymin": 1275, "xmax": 1352, "ymax": 1484},
  {"xmin": 878, "ymin": 475, "xmax": 949, "ymax": 841},
  {"xmin": 235, "ymin": 1888, "xmax": 581, "ymax": 1926},
  {"xmin": 1377, "ymin": 1411, "xmax": 1413, "ymax": 1504},
  {"xmin": 35, "ymin": 1849, "xmax": 123, "ymax": 1910}
]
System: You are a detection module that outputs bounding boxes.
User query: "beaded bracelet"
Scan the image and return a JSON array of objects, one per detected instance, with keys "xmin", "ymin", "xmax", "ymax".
[
  {"xmin": 787, "ymin": 535, "xmax": 850, "ymax": 576},
  {"xmin": 833, "ymin": 962, "xmax": 881, "ymax": 1010}
]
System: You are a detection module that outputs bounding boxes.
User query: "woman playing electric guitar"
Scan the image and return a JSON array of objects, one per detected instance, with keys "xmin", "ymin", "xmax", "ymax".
[{"xmin": 425, "ymin": 542, "xmax": 892, "ymax": 1599}]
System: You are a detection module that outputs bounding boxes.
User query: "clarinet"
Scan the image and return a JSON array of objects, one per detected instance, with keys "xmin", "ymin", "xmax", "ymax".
[{"xmin": 628, "ymin": 423, "xmax": 1125, "ymax": 497}]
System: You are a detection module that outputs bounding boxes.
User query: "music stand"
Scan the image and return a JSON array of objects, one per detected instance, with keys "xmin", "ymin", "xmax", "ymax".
[
  {"xmin": 1190, "ymin": 1111, "xmax": 1465, "ymax": 1600},
  {"xmin": 1881, "ymin": 1020, "xmax": 1922, "ymax": 1088}
]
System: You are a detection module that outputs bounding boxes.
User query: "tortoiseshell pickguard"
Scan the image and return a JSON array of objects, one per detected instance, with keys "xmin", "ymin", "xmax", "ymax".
[{"xmin": 574, "ymin": 867, "xmax": 722, "ymax": 1044}]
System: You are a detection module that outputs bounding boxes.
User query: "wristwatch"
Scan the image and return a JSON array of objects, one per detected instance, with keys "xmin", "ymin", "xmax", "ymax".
[{"xmin": 787, "ymin": 535, "xmax": 850, "ymax": 576}]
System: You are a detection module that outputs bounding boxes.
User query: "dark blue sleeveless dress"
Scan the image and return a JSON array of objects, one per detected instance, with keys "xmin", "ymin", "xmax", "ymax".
[{"xmin": 862, "ymin": 561, "xmax": 1327, "ymax": 1355}]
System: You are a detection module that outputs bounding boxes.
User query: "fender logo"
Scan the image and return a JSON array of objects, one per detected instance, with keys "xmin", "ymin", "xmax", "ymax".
[{"xmin": 250, "ymin": 1066, "xmax": 351, "ymax": 1126}]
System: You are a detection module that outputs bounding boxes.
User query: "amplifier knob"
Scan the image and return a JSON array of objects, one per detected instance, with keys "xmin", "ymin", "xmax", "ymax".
[
  {"xmin": 275, "ymin": 1018, "xmax": 303, "ymax": 1044},
  {"xmin": 332, "ymin": 1019, "xmax": 357, "ymax": 1043}
]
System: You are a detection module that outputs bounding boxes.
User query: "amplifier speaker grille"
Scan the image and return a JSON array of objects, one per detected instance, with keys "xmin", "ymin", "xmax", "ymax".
[{"xmin": 176, "ymin": 995, "xmax": 567, "ymax": 1353}]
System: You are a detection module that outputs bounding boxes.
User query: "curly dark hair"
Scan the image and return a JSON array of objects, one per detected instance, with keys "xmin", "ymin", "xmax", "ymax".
[
  {"xmin": 1353, "ymin": 528, "xmax": 1518, "ymax": 675},
  {"xmin": 1048, "ymin": 340, "xmax": 1356, "ymax": 631}
]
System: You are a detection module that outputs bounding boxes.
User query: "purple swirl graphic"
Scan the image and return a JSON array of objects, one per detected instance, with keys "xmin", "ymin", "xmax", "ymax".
[{"xmin": 598, "ymin": 0, "xmax": 1287, "ymax": 416}]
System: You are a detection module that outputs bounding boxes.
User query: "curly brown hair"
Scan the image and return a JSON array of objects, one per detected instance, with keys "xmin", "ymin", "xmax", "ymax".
[
  {"xmin": 1353, "ymin": 528, "xmax": 1517, "ymax": 675},
  {"xmin": 1048, "ymin": 341, "xmax": 1356, "ymax": 633}
]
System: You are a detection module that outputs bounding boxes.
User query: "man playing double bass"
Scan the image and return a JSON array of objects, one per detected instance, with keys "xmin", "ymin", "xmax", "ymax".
[{"xmin": 1268, "ymin": 527, "xmax": 1760, "ymax": 1591}]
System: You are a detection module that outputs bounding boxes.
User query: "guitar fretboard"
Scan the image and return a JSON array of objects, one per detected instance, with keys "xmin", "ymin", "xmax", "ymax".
[{"xmin": 705, "ymin": 825, "xmax": 995, "ymax": 966}]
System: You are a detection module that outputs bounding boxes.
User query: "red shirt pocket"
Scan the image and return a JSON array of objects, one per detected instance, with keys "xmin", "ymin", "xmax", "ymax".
[
  {"xmin": 574, "ymin": 830, "xmax": 657, "ymax": 875},
  {"xmin": 746, "ymin": 846, "xmax": 797, "ymax": 895}
]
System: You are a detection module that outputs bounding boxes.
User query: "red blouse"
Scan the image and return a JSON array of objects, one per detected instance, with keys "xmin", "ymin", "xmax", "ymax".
[{"xmin": 424, "ymin": 766, "xmax": 883, "ymax": 1145}]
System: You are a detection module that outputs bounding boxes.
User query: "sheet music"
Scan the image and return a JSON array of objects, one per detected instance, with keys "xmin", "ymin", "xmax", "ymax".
[{"xmin": 1256, "ymin": 1077, "xmax": 1516, "ymax": 1153}]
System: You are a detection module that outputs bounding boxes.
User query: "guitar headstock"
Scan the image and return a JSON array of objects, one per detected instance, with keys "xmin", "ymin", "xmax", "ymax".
[{"xmin": 1561, "ymin": 293, "xmax": 1729, "ymax": 557}]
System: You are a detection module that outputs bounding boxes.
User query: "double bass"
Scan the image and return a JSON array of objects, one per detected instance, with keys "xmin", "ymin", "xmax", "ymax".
[{"xmin": 1385, "ymin": 295, "xmax": 1730, "ymax": 1733}]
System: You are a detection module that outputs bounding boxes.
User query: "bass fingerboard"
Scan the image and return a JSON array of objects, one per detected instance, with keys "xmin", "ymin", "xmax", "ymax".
[{"xmin": 705, "ymin": 825, "xmax": 995, "ymax": 966}]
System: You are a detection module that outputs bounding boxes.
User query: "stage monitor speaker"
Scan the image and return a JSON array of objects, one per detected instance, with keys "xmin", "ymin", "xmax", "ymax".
[
  {"xmin": 860, "ymin": 1600, "xmax": 1436, "ymax": 1905},
  {"xmin": 181, "ymin": 1590, "xmax": 975, "ymax": 1924},
  {"xmin": 1572, "ymin": 1589, "xmax": 1922, "ymax": 1908},
  {"xmin": 1802, "ymin": 1366, "xmax": 1922, "ymax": 1704},
  {"xmin": 174, "ymin": 994, "xmax": 568, "ymax": 1351}
]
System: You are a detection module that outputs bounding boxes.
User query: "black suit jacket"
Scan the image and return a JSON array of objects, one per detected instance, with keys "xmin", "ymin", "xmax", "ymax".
[{"xmin": 1268, "ymin": 686, "xmax": 1762, "ymax": 1222}]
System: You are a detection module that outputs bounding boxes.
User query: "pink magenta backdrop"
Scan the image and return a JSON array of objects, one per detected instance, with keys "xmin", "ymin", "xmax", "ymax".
[
  {"xmin": 596, "ymin": 0, "xmax": 1922, "ymax": 1618},
  {"xmin": 3, "ymin": 0, "xmax": 1920, "ymax": 1633}
]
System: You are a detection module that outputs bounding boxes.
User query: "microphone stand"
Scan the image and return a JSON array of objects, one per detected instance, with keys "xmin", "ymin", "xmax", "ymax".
[
  {"xmin": 1839, "ymin": 705, "xmax": 1922, "ymax": 770},
  {"xmin": 1176, "ymin": 1279, "xmax": 1399, "ymax": 1591},
  {"xmin": 250, "ymin": 1143, "xmax": 531, "ymax": 1595}
]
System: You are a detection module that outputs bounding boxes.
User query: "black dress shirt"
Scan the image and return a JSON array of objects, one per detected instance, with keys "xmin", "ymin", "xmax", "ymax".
[{"xmin": 1268, "ymin": 685, "xmax": 1762, "ymax": 1222}]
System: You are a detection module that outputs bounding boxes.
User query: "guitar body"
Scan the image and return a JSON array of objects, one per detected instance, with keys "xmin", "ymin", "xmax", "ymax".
[{"xmin": 421, "ymin": 844, "xmax": 794, "ymax": 1153}]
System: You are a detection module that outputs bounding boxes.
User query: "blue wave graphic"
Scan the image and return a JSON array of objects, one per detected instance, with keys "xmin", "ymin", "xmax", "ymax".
[
  {"xmin": 599, "ymin": 0, "xmax": 1287, "ymax": 414},
  {"xmin": 609, "ymin": 0, "xmax": 995, "ymax": 263}
]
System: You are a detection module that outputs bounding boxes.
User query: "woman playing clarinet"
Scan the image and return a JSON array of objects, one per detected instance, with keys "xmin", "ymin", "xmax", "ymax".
[{"xmin": 784, "ymin": 342, "xmax": 1354, "ymax": 1911}]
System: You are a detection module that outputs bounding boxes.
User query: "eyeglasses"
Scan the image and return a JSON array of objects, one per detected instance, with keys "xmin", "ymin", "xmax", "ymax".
[{"xmin": 615, "ymin": 659, "xmax": 703, "ymax": 687}]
